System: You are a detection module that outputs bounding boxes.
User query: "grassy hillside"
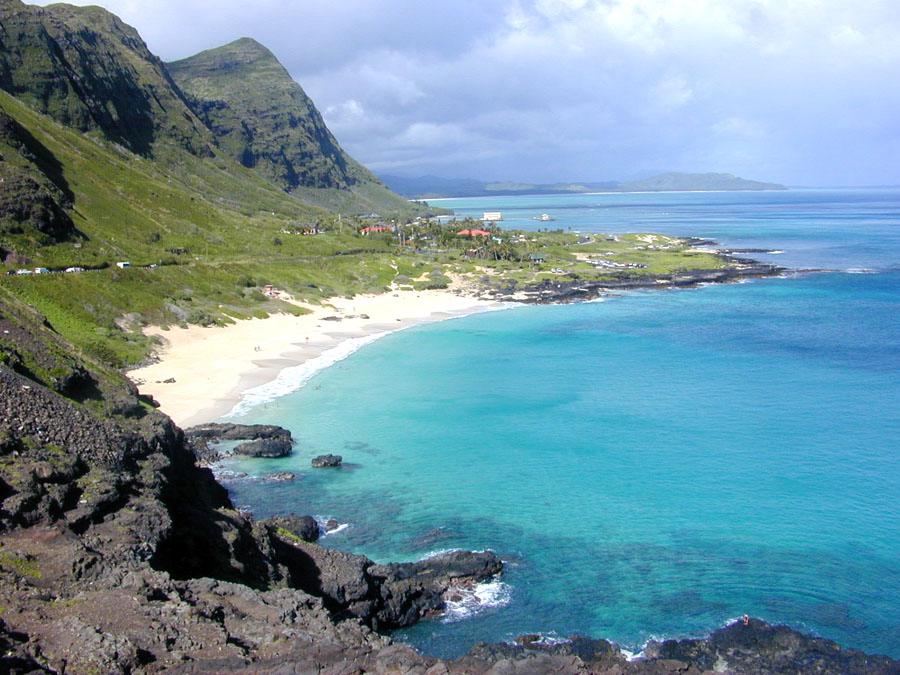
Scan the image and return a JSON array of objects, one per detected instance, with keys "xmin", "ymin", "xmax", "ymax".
[{"xmin": 0, "ymin": 89, "xmax": 415, "ymax": 364}]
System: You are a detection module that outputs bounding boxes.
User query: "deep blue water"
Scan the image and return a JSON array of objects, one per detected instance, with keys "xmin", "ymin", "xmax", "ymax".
[{"xmin": 223, "ymin": 189, "xmax": 900, "ymax": 658}]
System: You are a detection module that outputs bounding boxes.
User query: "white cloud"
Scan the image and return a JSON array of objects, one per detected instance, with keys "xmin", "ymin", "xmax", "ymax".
[
  {"xmin": 653, "ymin": 76, "xmax": 694, "ymax": 110},
  {"xmin": 32, "ymin": 0, "xmax": 900, "ymax": 184}
]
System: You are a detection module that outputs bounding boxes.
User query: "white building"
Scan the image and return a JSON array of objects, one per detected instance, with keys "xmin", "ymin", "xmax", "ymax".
[{"xmin": 482, "ymin": 211, "xmax": 502, "ymax": 222}]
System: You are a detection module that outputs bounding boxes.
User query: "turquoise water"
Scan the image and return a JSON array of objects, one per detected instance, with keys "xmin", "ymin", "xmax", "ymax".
[{"xmin": 223, "ymin": 189, "xmax": 900, "ymax": 658}]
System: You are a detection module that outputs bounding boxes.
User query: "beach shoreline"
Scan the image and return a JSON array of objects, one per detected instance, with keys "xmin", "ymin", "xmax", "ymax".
[{"xmin": 127, "ymin": 287, "xmax": 507, "ymax": 427}]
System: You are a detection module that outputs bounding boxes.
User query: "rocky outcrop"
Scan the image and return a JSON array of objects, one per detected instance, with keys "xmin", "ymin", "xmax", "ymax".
[
  {"xmin": 265, "ymin": 514, "xmax": 320, "ymax": 542},
  {"xmin": 491, "ymin": 261, "xmax": 785, "ymax": 304},
  {"xmin": 457, "ymin": 619, "xmax": 900, "ymax": 674},
  {"xmin": 184, "ymin": 422, "xmax": 292, "ymax": 443},
  {"xmin": 311, "ymin": 453, "xmax": 342, "ymax": 468},
  {"xmin": 641, "ymin": 617, "xmax": 898, "ymax": 674},
  {"xmin": 269, "ymin": 532, "xmax": 503, "ymax": 631},
  {"xmin": 234, "ymin": 437, "xmax": 292, "ymax": 458},
  {"xmin": 184, "ymin": 422, "xmax": 292, "ymax": 462}
]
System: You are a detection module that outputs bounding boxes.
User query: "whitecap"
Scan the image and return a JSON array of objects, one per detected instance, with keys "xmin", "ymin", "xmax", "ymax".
[
  {"xmin": 315, "ymin": 516, "xmax": 349, "ymax": 536},
  {"xmin": 441, "ymin": 577, "xmax": 512, "ymax": 623},
  {"xmin": 323, "ymin": 523, "xmax": 349, "ymax": 536}
]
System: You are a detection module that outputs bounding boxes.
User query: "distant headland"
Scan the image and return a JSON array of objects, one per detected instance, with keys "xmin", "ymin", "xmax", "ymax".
[{"xmin": 380, "ymin": 171, "xmax": 786, "ymax": 199}]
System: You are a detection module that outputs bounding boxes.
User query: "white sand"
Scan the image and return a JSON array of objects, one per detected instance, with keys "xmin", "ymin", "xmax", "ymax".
[{"xmin": 127, "ymin": 289, "xmax": 504, "ymax": 427}]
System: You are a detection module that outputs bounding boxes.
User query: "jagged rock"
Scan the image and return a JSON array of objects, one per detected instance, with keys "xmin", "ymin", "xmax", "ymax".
[
  {"xmin": 184, "ymin": 422, "xmax": 292, "ymax": 443},
  {"xmin": 267, "ymin": 514, "xmax": 320, "ymax": 543},
  {"xmin": 311, "ymin": 453, "xmax": 342, "ymax": 468},
  {"xmin": 643, "ymin": 617, "xmax": 899, "ymax": 674},
  {"xmin": 184, "ymin": 422, "xmax": 292, "ymax": 462},
  {"xmin": 272, "ymin": 538, "xmax": 503, "ymax": 631},
  {"xmin": 234, "ymin": 437, "xmax": 292, "ymax": 458}
]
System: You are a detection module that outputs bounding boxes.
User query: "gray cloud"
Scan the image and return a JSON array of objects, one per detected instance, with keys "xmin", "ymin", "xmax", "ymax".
[{"xmin": 35, "ymin": 0, "xmax": 900, "ymax": 185}]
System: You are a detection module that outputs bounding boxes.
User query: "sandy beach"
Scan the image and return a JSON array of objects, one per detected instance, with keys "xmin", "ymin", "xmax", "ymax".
[{"xmin": 127, "ymin": 288, "xmax": 504, "ymax": 427}]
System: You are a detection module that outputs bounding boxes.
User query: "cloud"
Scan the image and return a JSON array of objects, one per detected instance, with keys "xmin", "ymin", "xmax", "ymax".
[{"xmin": 33, "ymin": 0, "xmax": 900, "ymax": 185}]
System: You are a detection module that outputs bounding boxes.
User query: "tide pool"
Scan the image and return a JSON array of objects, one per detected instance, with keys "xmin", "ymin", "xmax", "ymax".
[{"xmin": 222, "ymin": 189, "xmax": 900, "ymax": 658}]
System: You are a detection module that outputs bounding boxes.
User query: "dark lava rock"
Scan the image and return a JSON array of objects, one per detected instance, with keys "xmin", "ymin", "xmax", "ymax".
[
  {"xmin": 234, "ymin": 437, "xmax": 292, "ymax": 458},
  {"xmin": 274, "ymin": 538, "xmax": 503, "ymax": 631},
  {"xmin": 184, "ymin": 422, "xmax": 292, "ymax": 443},
  {"xmin": 324, "ymin": 518, "xmax": 341, "ymax": 532},
  {"xmin": 311, "ymin": 453, "xmax": 342, "ymax": 468},
  {"xmin": 266, "ymin": 515, "xmax": 320, "ymax": 542},
  {"xmin": 642, "ymin": 616, "xmax": 900, "ymax": 674},
  {"xmin": 185, "ymin": 422, "xmax": 293, "ymax": 462}
]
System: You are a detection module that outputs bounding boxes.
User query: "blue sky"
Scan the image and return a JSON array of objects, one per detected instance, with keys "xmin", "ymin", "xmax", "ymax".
[{"xmin": 37, "ymin": 1, "xmax": 900, "ymax": 185}]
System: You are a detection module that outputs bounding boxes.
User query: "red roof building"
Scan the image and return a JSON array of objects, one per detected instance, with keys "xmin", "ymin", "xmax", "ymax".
[{"xmin": 457, "ymin": 228, "xmax": 492, "ymax": 237}]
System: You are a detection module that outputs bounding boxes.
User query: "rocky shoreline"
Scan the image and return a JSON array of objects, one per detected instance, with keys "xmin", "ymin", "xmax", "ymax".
[
  {"xmin": 1, "ymin": 266, "xmax": 897, "ymax": 673},
  {"xmin": 481, "ymin": 243, "xmax": 788, "ymax": 304}
]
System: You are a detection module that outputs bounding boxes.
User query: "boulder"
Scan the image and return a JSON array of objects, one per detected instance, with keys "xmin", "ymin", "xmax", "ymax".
[
  {"xmin": 276, "ymin": 541, "xmax": 503, "ymax": 630},
  {"xmin": 267, "ymin": 515, "xmax": 320, "ymax": 543},
  {"xmin": 234, "ymin": 437, "xmax": 292, "ymax": 458},
  {"xmin": 184, "ymin": 422, "xmax": 292, "ymax": 442},
  {"xmin": 311, "ymin": 454, "xmax": 342, "ymax": 468},
  {"xmin": 185, "ymin": 422, "xmax": 293, "ymax": 462}
]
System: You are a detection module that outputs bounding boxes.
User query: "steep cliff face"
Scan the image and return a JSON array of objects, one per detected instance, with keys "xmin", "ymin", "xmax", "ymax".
[
  {"xmin": 167, "ymin": 38, "xmax": 378, "ymax": 192},
  {"xmin": 0, "ymin": 0, "xmax": 214, "ymax": 156},
  {"xmin": 0, "ymin": 107, "xmax": 76, "ymax": 246}
]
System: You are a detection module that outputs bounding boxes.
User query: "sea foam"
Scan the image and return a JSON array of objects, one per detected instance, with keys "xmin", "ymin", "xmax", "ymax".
[
  {"xmin": 225, "ymin": 304, "xmax": 514, "ymax": 418},
  {"xmin": 442, "ymin": 578, "xmax": 512, "ymax": 623},
  {"xmin": 226, "ymin": 331, "xmax": 391, "ymax": 418}
]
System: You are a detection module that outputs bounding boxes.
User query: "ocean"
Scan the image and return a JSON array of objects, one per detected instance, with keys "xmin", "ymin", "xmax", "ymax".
[{"xmin": 221, "ymin": 188, "xmax": 900, "ymax": 658}]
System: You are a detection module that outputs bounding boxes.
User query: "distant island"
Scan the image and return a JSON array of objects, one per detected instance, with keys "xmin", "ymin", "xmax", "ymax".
[{"xmin": 380, "ymin": 172, "xmax": 786, "ymax": 199}]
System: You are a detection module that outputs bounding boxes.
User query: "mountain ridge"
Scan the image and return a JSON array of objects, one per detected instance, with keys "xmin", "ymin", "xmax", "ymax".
[
  {"xmin": 168, "ymin": 37, "xmax": 361, "ymax": 191},
  {"xmin": 167, "ymin": 37, "xmax": 410, "ymax": 216},
  {"xmin": 0, "ymin": 0, "xmax": 215, "ymax": 156},
  {"xmin": 0, "ymin": 0, "xmax": 414, "ymax": 225}
]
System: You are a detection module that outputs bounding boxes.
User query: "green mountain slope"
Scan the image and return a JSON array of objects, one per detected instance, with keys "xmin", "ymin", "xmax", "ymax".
[
  {"xmin": 0, "ymin": 0, "xmax": 213, "ymax": 156},
  {"xmin": 168, "ymin": 38, "xmax": 410, "ymax": 213},
  {"xmin": 0, "ymin": 88, "xmax": 407, "ymax": 365}
]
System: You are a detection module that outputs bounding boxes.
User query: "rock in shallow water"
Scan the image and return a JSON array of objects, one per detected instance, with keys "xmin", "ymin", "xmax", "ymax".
[
  {"xmin": 234, "ymin": 437, "xmax": 292, "ymax": 458},
  {"xmin": 266, "ymin": 471, "xmax": 296, "ymax": 482},
  {"xmin": 311, "ymin": 453, "xmax": 342, "ymax": 468},
  {"xmin": 266, "ymin": 514, "xmax": 320, "ymax": 542},
  {"xmin": 185, "ymin": 422, "xmax": 293, "ymax": 461}
]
